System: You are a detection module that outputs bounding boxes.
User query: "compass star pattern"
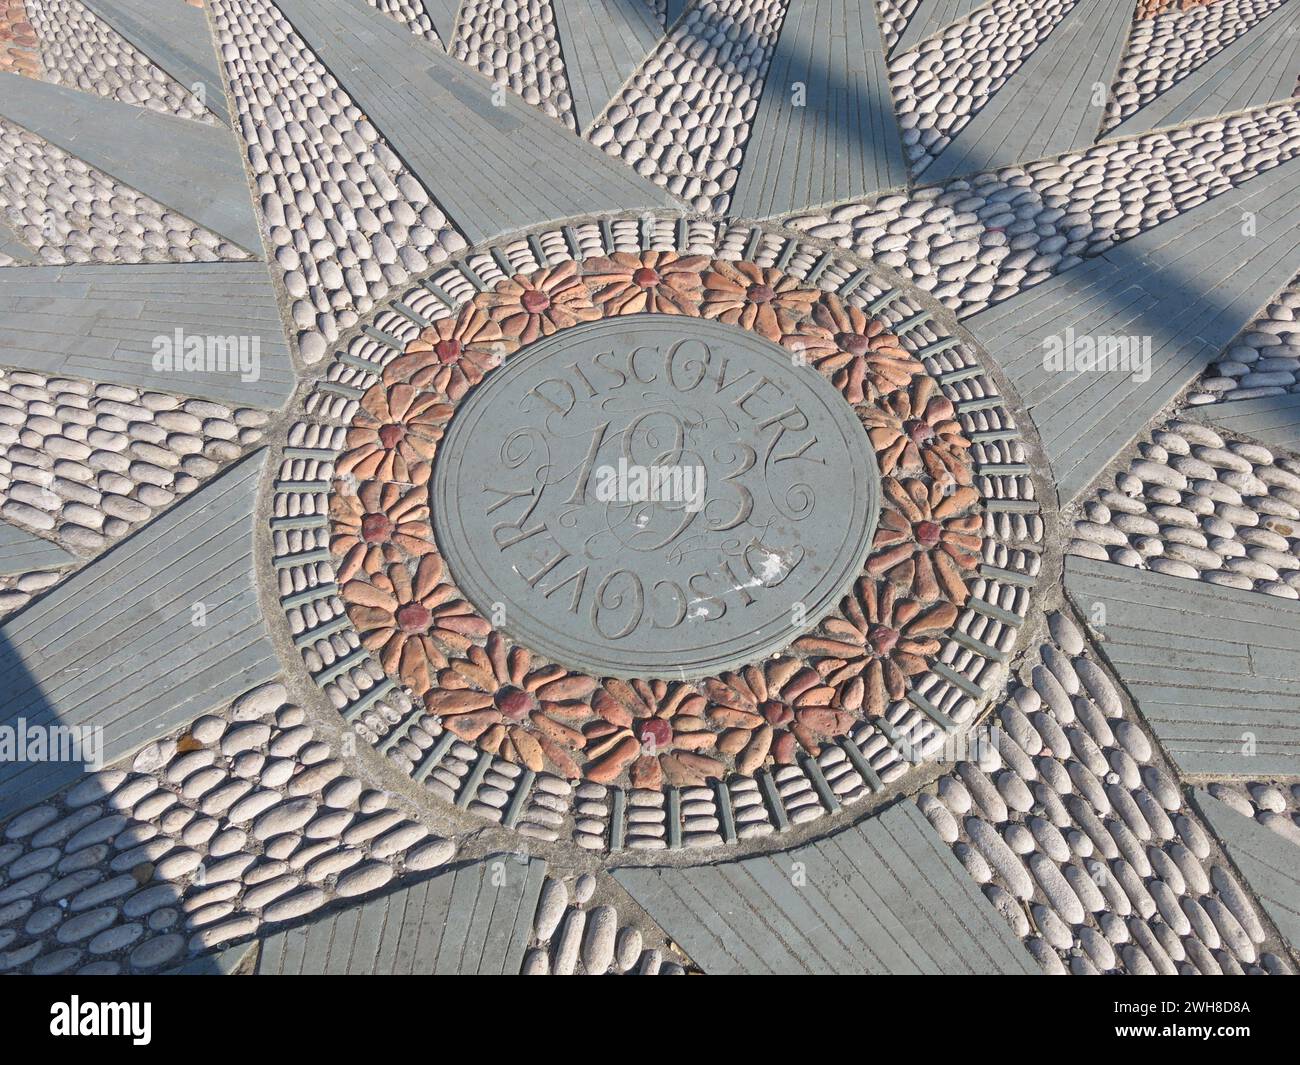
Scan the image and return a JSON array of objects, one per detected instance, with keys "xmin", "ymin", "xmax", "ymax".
[{"xmin": 0, "ymin": 0, "xmax": 1297, "ymax": 978}]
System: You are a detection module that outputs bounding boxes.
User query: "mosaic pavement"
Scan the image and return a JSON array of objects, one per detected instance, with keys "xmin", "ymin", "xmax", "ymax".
[{"xmin": 0, "ymin": 0, "xmax": 1297, "ymax": 977}]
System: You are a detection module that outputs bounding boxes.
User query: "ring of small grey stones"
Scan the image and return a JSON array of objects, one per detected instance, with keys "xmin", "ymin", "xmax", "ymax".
[{"xmin": 266, "ymin": 213, "xmax": 1045, "ymax": 856}]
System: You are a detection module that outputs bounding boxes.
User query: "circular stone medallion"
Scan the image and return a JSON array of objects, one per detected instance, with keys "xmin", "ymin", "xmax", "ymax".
[{"xmin": 432, "ymin": 315, "xmax": 880, "ymax": 679}]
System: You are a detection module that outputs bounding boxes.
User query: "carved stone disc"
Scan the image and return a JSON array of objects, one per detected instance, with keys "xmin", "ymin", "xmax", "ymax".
[{"xmin": 431, "ymin": 315, "xmax": 881, "ymax": 678}]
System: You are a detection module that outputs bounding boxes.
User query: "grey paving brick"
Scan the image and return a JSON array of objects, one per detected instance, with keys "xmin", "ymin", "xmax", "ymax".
[
  {"xmin": 1065, "ymin": 555, "xmax": 1300, "ymax": 778},
  {"xmin": 0, "ymin": 263, "xmax": 292, "ymax": 409},
  {"xmin": 422, "ymin": 0, "xmax": 464, "ymax": 45},
  {"xmin": 274, "ymin": 0, "xmax": 677, "ymax": 245},
  {"xmin": 1193, "ymin": 790, "xmax": 1300, "ymax": 952},
  {"xmin": 0, "ymin": 224, "xmax": 36, "ymax": 265},
  {"xmin": 80, "ymin": 0, "xmax": 230, "ymax": 125},
  {"xmin": 892, "ymin": 0, "xmax": 990, "ymax": 55},
  {"xmin": 552, "ymin": 0, "xmax": 662, "ymax": 131},
  {"xmin": 166, "ymin": 941, "xmax": 254, "ymax": 975},
  {"xmin": 615, "ymin": 800, "xmax": 1037, "ymax": 973},
  {"xmin": 0, "ymin": 450, "xmax": 278, "ymax": 820},
  {"xmin": 923, "ymin": 0, "xmax": 1132, "ymax": 183},
  {"xmin": 731, "ymin": 0, "xmax": 906, "ymax": 219},
  {"xmin": 964, "ymin": 153, "xmax": 1300, "ymax": 503},
  {"xmin": 0, "ymin": 521, "xmax": 76, "ymax": 576},
  {"xmin": 0, "ymin": 73, "xmax": 258, "ymax": 253},
  {"xmin": 1111, "ymin": 0, "xmax": 1300, "ymax": 139},
  {"xmin": 1186, "ymin": 393, "xmax": 1300, "ymax": 454},
  {"xmin": 253, "ymin": 855, "xmax": 546, "ymax": 974}
]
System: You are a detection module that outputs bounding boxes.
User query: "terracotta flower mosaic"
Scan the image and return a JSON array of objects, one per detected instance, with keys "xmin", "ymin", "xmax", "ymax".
[{"xmin": 327, "ymin": 252, "xmax": 984, "ymax": 790}]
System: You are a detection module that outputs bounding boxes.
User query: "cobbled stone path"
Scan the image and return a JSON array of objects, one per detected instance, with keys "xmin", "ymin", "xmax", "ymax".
[{"xmin": 0, "ymin": 0, "xmax": 1298, "ymax": 977}]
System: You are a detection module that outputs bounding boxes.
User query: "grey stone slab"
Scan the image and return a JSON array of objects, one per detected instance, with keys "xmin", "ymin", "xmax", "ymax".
[
  {"xmin": 0, "ymin": 450, "xmax": 278, "ymax": 820},
  {"xmin": 552, "ymin": 0, "xmax": 662, "ymax": 131},
  {"xmin": 0, "ymin": 521, "xmax": 76, "ymax": 575},
  {"xmin": 664, "ymin": 0, "xmax": 687, "ymax": 26},
  {"xmin": 433, "ymin": 316, "xmax": 880, "ymax": 679},
  {"xmin": 404, "ymin": 869, "xmax": 455, "ymax": 967},
  {"xmin": 319, "ymin": 905, "xmax": 364, "ymax": 976},
  {"xmin": 275, "ymin": 0, "xmax": 677, "ymax": 244},
  {"xmin": 0, "ymin": 73, "xmax": 259, "ymax": 253},
  {"xmin": 0, "ymin": 225, "xmax": 36, "ymax": 265},
  {"xmin": 1111, "ymin": 0, "xmax": 1300, "ymax": 139},
  {"xmin": 922, "ymin": 0, "xmax": 1132, "ymax": 183},
  {"xmin": 1193, "ymin": 790, "xmax": 1300, "ymax": 952},
  {"xmin": 615, "ymin": 800, "xmax": 1037, "ymax": 973},
  {"xmin": 253, "ymin": 855, "xmax": 546, "ymax": 974},
  {"xmin": 964, "ymin": 153, "xmax": 1300, "ymax": 503},
  {"xmin": 421, "ymin": 0, "xmax": 463, "ymax": 45},
  {"xmin": 435, "ymin": 861, "xmax": 492, "ymax": 972},
  {"xmin": 1064, "ymin": 555, "xmax": 1300, "ymax": 778},
  {"xmin": 893, "ymin": 0, "xmax": 991, "ymax": 55},
  {"xmin": 80, "ymin": 0, "xmax": 230, "ymax": 125},
  {"xmin": 0, "ymin": 262, "xmax": 292, "ymax": 409},
  {"xmin": 1186, "ymin": 393, "xmax": 1300, "ymax": 454},
  {"xmin": 732, "ymin": 0, "xmax": 906, "ymax": 219},
  {"xmin": 166, "ymin": 942, "xmax": 255, "ymax": 975}
]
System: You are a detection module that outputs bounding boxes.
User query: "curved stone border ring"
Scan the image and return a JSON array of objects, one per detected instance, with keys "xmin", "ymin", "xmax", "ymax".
[{"xmin": 269, "ymin": 213, "xmax": 1046, "ymax": 855}]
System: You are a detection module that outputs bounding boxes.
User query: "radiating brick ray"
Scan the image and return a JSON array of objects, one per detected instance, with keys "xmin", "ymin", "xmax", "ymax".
[
  {"xmin": 729, "ymin": 0, "xmax": 906, "ymax": 219},
  {"xmin": 0, "ymin": 449, "xmax": 278, "ymax": 818},
  {"xmin": 81, "ymin": 0, "xmax": 230, "ymax": 124},
  {"xmin": 1188, "ymin": 393, "xmax": 1300, "ymax": 454},
  {"xmin": 922, "ymin": 0, "xmax": 1132, "ymax": 183},
  {"xmin": 0, "ymin": 72, "xmax": 261, "ymax": 252},
  {"xmin": 0, "ymin": 221, "xmax": 35, "ymax": 264},
  {"xmin": 0, "ymin": 262, "xmax": 292, "ymax": 408},
  {"xmin": 892, "ymin": 0, "xmax": 989, "ymax": 55},
  {"xmin": 1194, "ymin": 790, "xmax": 1300, "ymax": 952},
  {"xmin": 274, "ymin": 0, "xmax": 675, "ymax": 243},
  {"xmin": 586, "ymin": 0, "xmax": 790, "ymax": 215},
  {"xmin": 423, "ymin": 0, "xmax": 462, "ymax": 43},
  {"xmin": 615, "ymin": 801, "xmax": 1036, "ymax": 974},
  {"xmin": 255, "ymin": 855, "xmax": 547, "ymax": 974},
  {"xmin": 552, "ymin": 0, "xmax": 662, "ymax": 131},
  {"xmin": 1110, "ymin": 0, "xmax": 1300, "ymax": 139},
  {"xmin": 1065, "ymin": 556, "xmax": 1300, "ymax": 778},
  {"xmin": 964, "ymin": 153, "xmax": 1300, "ymax": 503},
  {"xmin": 27, "ymin": 0, "xmax": 213, "ymax": 121},
  {"xmin": 0, "ymin": 519, "xmax": 75, "ymax": 574}
]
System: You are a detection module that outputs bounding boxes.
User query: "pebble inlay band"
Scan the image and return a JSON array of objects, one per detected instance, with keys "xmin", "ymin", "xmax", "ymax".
[{"xmin": 268, "ymin": 213, "xmax": 1045, "ymax": 854}]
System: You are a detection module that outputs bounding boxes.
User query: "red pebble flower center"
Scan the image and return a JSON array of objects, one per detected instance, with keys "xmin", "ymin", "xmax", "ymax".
[
  {"xmin": 868, "ymin": 625, "xmax": 900, "ymax": 655},
  {"xmin": 746, "ymin": 283, "xmax": 776, "ymax": 304},
  {"xmin": 914, "ymin": 520, "xmax": 942, "ymax": 548},
  {"xmin": 904, "ymin": 418, "xmax": 935, "ymax": 445},
  {"xmin": 360, "ymin": 512, "xmax": 393, "ymax": 543},
  {"xmin": 378, "ymin": 423, "xmax": 406, "ymax": 448},
  {"xmin": 836, "ymin": 331, "xmax": 870, "ymax": 357},
  {"xmin": 395, "ymin": 603, "xmax": 431, "ymax": 634},
  {"xmin": 434, "ymin": 338, "xmax": 462, "ymax": 364},
  {"xmin": 637, "ymin": 717, "xmax": 673, "ymax": 750},
  {"xmin": 520, "ymin": 289, "xmax": 551, "ymax": 313},
  {"xmin": 760, "ymin": 699, "xmax": 794, "ymax": 727},
  {"xmin": 632, "ymin": 267, "xmax": 660, "ymax": 288},
  {"xmin": 495, "ymin": 688, "xmax": 535, "ymax": 721}
]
